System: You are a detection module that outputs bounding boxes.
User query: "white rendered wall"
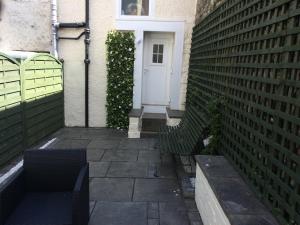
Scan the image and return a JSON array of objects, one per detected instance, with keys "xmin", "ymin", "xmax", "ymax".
[
  {"xmin": 59, "ymin": 0, "xmax": 197, "ymax": 127},
  {"xmin": 195, "ymin": 164, "xmax": 231, "ymax": 225}
]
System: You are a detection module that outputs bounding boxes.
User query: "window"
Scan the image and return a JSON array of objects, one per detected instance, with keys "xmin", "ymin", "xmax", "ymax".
[
  {"xmin": 152, "ymin": 44, "xmax": 164, "ymax": 64},
  {"xmin": 121, "ymin": 0, "xmax": 149, "ymax": 16}
]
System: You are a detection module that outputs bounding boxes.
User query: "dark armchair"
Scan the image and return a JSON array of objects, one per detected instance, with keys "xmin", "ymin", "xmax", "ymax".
[{"xmin": 0, "ymin": 149, "xmax": 89, "ymax": 225}]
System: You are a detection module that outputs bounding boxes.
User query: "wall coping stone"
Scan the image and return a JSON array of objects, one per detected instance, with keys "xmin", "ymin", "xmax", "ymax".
[
  {"xmin": 166, "ymin": 107, "xmax": 184, "ymax": 118},
  {"xmin": 195, "ymin": 155, "xmax": 280, "ymax": 225},
  {"xmin": 129, "ymin": 108, "xmax": 143, "ymax": 118}
]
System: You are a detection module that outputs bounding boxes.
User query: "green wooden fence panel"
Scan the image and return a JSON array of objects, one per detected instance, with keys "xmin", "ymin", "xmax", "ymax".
[
  {"xmin": 188, "ymin": 0, "xmax": 300, "ymax": 224},
  {"xmin": 21, "ymin": 54, "xmax": 64, "ymax": 147},
  {"xmin": 0, "ymin": 53, "xmax": 64, "ymax": 168},
  {"xmin": 0, "ymin": 53, "xmax": 23, "ymax": 166}
]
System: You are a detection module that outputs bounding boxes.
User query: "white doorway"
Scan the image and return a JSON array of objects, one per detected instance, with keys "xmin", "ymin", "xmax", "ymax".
[{"xmin": 142, "ymin": 32, "xmax": 174, "ymax": 113}]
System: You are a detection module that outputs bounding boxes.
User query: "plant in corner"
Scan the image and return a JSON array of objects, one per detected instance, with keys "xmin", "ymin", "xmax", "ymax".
[
  {"xmin": 202, "ymin": 97, "xmax": 223, "ymax": 155},
  {"xmin": 105, "ymin": 31, "xmax": 135, "ymax": 129}
]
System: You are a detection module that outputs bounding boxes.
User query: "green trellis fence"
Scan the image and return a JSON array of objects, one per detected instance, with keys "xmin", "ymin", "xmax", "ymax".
[
  {"xmin": 0, "ymin": 53, "xmax": 64, "ymax": 167},
  {"xmin": 187, "ymin": 0, "xmax": 300, "ymax": 224}
]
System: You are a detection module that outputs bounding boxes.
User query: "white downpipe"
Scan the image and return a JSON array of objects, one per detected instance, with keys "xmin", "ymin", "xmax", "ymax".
[{"xmin": 51, "ymin": 0, "xmax": 59, "ymax": 58}]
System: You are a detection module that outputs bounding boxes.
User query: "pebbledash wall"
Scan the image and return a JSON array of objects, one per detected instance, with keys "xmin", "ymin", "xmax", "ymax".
[
  {"xmin": 0, "ymin": 0, "xmax": 198, "ymax": 127},
  {"xmin": 0, "ymin": 0, "xmax": 51, "ymax": 52}
]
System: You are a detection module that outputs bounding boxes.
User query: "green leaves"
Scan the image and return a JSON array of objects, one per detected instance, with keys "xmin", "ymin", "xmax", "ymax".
[
  {"xmin": 202, "ymin": 97, "xmax": 223, "ymax": 155},
  {"xmin": 106, "ymin": 31, "xmax": 135, "ymax": 129}
]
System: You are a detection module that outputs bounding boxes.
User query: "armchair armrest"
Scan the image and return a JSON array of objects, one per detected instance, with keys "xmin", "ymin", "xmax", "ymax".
[
  {"xmin": 0, "ymin": 169, "xmax": 25, "ymax": 225},
  {"xmin": 72, "ymin": 164, "xmax": 89, "ymax": 225}
]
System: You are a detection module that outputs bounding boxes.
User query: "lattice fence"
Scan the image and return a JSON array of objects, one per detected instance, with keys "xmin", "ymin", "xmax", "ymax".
[{"xmin": 188, "ymin": 0, "xmax": 300, "ymax": 224}]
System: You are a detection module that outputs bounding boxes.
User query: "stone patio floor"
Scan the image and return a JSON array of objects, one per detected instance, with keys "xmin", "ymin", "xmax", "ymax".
[{"xmin": 38, "ymin": 128, "xmax": 203, "ymax": 225}]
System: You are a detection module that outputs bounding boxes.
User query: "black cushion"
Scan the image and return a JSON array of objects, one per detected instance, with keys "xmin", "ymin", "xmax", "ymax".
[{"xmin": 5, "ymin": 192, "xmax": 72, "ymax": 225}]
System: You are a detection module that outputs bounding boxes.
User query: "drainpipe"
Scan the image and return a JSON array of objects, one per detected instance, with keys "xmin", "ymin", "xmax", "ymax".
[
  {"xmin": 51, "ymin": 0, "xmax": 59, "ymax": 58},
  {"xmin": 52, "ymin": 0, "xmax": 90, "ymax": 128},
  {"xmin": 84, "ymin": 0, "xmax": 90, "ymax": 128}
]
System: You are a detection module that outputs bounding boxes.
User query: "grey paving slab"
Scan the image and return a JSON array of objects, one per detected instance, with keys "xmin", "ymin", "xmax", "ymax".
[
  {"xmin": 148, "ymin": 219, "xmax": 160, "ymax": 225},
  {"xmin": 138, "ymin": 151, "xmax": 161, "ymax": 163},
  {"xmin": 79, "ymin": 128, "xmax": 111, "ymax": 139},
  {"xmin": 48, "ymin": 138, "xmax": 90, "ymax": 149},
  {"xmin": 89, "ymin": 201, "xmax": 96, "ymax": 216},
  {"xmin": 101, "ymin": 150, "xmax": 139, "ymax": 162},
  {"xmin": 148, "ymin": 163, "xmax": 177, "ymax": 178},
  {"xmin": 106, "ymin": 162, "xmax": 148, "ymax": 178},
  {"xmin": 147, "ymin": 202, "xmax": 159, "ymax": 219},
  {"xmin": 90, "ymin": 178, "xmax": 134, "ymax": 201},
  {"xmin": 148, "ymin": 138, "xmax": 159, "ymax": 150},
  {"xmin": 27, "ymin": 128, "xmax": 200, "ymax": 225},
  {"xmin": 89, "ymin": 202, "xmax": 147, "ymax": 225},
  {"xmin": 133, "ymin": 179, "xmax": 182, "ymax": 202},
  {"xmin": 161, "ymin": 153, "xmax": 174, "ymax": 164},
  {"xmin": 87, "ymin": 149, "xmax": 104, "ymax": 161},
  {"xmin": 190, "ymin": 221, "xmax": 204, "ymax": 225},
  {"xmin": 89, "ymin": 162, "xmax": 110, "ymax": 177},
  {"xmin": 184, "ymin": 199, "xmax": 199, "ymax": 212},
  {"xmin": 52, "ymin": 128, "xmax": 87, "ymax": 139},
  {"xmin": 119, "ymin": 138, "xmax": 152, "ymax": 150},
  {"xmin": 188, "ymin": 212, "xmax": 203, "ymax": 223},
  {"xmin": 159, "ymin": 202, "xmax": 190, "ymax": 225},
  {"xmin": 87, "ymin": 138, "xmax": 121, "ymax": 149}
]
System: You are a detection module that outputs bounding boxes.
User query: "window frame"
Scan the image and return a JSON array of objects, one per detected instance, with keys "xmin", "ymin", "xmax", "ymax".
[
  {"xmin": 117, "ymin": 0, "xmax": 155, "ymax": 19},
  {"xmin": 151, "ymin": 44, "xmax": 164, "ymax": 64}
]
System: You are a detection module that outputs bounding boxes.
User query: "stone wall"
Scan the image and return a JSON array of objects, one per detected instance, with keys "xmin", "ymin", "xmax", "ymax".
[
  {"xmin": 195, "ymin": 0, "xmax": 224, "ymax": 24},
  {"xmin": 0, "ymin": 0, "xmax": 51, "ymax": 52}
]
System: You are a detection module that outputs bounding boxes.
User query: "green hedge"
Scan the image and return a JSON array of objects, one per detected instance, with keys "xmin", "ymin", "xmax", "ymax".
[{"xmin": 106, "ymin": 31, "xmax": 135, "ymax": 129}]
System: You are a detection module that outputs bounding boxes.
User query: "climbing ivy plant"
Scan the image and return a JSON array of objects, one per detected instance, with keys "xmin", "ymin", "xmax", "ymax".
[
  {"xmin": 202, "ymin": 98, "xmax": 223, "ymax": 155},
  {"xmin": 106, "ymin": 31, "xmax": 135, "ymax": 129}
]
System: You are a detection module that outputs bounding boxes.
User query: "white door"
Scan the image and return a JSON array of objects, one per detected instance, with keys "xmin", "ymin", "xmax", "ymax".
[{"xmin": 142, "ymin": 33, "xmax": 173, "ymax": 113}]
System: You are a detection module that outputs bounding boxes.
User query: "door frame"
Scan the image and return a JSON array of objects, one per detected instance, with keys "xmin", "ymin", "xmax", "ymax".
[
  {"xmin": 142, "ymin": 32, "xmax": 174, "ymax": 111},
  {"xmin": 116, "ymin": 20, "xmax": 185, "ymax": 110}
]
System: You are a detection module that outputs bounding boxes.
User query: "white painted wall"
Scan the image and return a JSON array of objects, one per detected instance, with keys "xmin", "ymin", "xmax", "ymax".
[
  {"xmin": 58, "ymin": 0, "xmax": 197, "ymax": 127},
  {"xmin": 0, "ymin": 0, "xmax": 51, "ymax": 52},
  {"xmin": 195, "ymin": 164, "xmax": 231, "ymax": 225},
  {"xmin": 58, "ymin": 0, "xmax": 116, "ymax": 127}
]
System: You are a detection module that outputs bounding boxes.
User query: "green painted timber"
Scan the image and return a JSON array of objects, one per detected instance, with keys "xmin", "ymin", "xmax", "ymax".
[
  {"xmin": 0, "ymin": 53, "xmax": 23, "ymax": 166},
  {"xmin": 184, "ymin": 0, "xmax": 300, "ymax": 224},
  {"xmin": 0, "ymin": 53, "xmax": 64, "ymax": 167},
  {"xmin": 21, "ymin": 54, "xmax": 64, "ymax": 147}
]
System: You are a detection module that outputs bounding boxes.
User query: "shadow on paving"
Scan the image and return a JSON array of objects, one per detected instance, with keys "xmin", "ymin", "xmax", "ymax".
[{"xmin": 41, "ymin": 128, "xmax": 203, "ymax": 225}]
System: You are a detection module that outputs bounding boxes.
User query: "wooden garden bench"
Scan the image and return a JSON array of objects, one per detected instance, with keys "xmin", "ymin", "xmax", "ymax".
[{"xmin": 159, "ymin": 106, "xmax": 207, "ymax": 155}]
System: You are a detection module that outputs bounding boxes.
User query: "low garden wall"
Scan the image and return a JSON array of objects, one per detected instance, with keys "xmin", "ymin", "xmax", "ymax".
[{"xmin": 0, "ymin": 53, "xmax": 64, "ymax": 167}]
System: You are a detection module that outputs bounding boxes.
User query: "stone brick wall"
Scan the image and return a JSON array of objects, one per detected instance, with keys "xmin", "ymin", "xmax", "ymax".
[{"xmin": 195, "ymin": 0, "xmax": 224, "ymax": 24}]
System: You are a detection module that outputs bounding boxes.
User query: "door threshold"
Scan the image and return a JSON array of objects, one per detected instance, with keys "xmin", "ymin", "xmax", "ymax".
[{"xmin": 143, "ymin": 113, "xmax": 166, "ymax": 120}]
